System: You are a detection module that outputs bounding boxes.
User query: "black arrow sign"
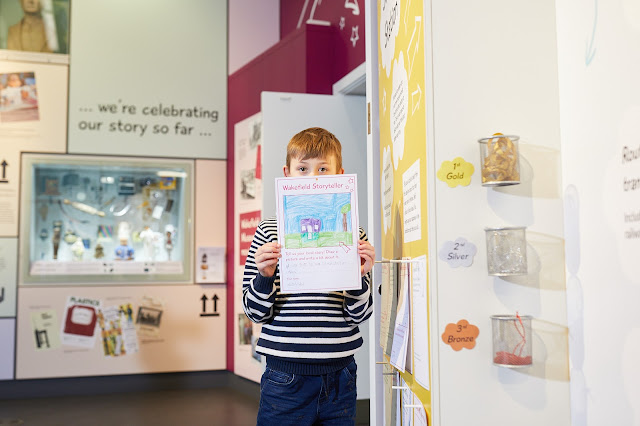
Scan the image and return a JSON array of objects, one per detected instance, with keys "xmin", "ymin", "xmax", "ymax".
[
  {"xmin": 0, "ymin": 287, "xmax": 4, "ymax": 303},
  {"xmin": 200, "ymin": 294, "xmax": 208, "ymax": 312},
  {"xmin": 0, "ymin": 160, "xmax": 7, "ymax": 183},
  {"xmin": 200, "ymin": 293, "xmax": 219, "ymax": 317}
]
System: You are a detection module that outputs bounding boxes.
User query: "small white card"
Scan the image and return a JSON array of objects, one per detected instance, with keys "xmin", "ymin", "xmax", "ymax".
[
  {"xmin": 196, "ymin": 246, "xmax": 226, "ymax": 283},
  {"xmin": 275, "ymin": 174, "xmax": 361, "ymax": 293}
]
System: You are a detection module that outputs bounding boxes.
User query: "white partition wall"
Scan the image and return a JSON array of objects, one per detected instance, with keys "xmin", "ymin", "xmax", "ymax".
[
  {"xmin": 430, "ymin": 1, "xmax": 570, "ymax": 424},
  {"xmin": 556, "ymin": 0, "xmax": 640, "ymax": 424}
]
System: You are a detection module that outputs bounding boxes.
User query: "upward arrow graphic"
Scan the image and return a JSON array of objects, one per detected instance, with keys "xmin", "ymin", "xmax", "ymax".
[
  {"xmin": 200, "ymin": 294, "xmax": 208, "ymax": 313},
  {"xmin": 212, "ymin": 294, "xmax": 219, "ymax": 313},
  {"xmin": 0, "ymin": 160, "xmax": 8, "ymax": 182},
  {"xmin": 199, "ymin": 293, "xmax": 220, "ymax": 317}
]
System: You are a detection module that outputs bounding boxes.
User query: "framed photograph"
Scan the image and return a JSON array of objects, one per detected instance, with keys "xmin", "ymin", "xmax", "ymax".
[
  {"xmin": 0, "ymin": 0, "xmax": 69, "ymax": 62},
  {"xmin": 0, "ymin": 71, "xmax": 39, "ymax": 123}
]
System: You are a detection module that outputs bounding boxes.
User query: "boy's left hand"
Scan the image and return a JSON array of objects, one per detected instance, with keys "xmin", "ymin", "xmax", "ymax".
[{"xmin": 358, "ymin": 240, "xmax": 375, "ymax": 277}]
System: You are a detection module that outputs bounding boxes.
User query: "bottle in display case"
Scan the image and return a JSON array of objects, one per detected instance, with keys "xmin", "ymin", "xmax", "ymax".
[{"xmin": 19, "ymin": 153, "xmax": 194, "ymax": 285}]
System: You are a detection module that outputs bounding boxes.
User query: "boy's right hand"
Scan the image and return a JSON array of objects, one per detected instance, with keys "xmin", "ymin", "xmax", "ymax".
[{"xmin": 255, "ymin": 242, "xmax": 281, "ymax": 278}]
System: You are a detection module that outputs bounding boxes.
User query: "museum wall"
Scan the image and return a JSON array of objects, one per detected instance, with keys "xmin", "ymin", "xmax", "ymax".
[
  {"xmin": 0, "ymin": 0, "xmax": 228, "ymax": 381},
  {"xmin": 557, "ymin": 0, "xmax": 640, "ymax": 423}
]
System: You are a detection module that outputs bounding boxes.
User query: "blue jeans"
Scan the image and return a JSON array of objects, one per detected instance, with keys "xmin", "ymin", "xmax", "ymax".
[{"xmin": 256, "ymin": 361, "xmax": 357, "ymax": 426}]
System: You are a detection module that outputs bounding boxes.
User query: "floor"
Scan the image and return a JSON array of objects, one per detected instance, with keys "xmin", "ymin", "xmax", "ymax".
[
  {"xmin": 0, "ymin": 387, "xmax": 260, "ymax": 426},
  {"xmin": 0, "ymin": 378, "xmax": 370, "ymax": 426}
]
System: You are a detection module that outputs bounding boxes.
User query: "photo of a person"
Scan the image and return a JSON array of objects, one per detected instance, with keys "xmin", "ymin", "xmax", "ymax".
[
  {"xmin": 7, "ymin": 0, "xmax": 51, "ymax": 52},
  {"xmin": 0, "ymin": 71, "xmax": 39, "ymax": 122},
  {"xmin": 0, "ymin": 0, "xmax": 69, "ymax": 55}
]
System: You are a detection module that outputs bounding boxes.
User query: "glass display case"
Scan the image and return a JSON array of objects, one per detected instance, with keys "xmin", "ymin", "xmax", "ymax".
[{"xmin": 20, "ymin": 153, "xmax": 193, "ymax": 285}]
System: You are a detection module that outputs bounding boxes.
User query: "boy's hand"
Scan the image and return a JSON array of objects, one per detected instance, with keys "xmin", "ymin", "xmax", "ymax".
[
  {"xmin": 358, "ymin": 240, "xmax": 375, "ymax": 277},
  {"xmin": 255, "ymin": 242, "xmax": 281, "ymax": 278}
]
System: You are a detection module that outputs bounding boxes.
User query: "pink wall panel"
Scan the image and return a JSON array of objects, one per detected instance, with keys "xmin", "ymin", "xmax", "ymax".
[
  {"xmin": 228, "ymin": 0, "xmax": 280, "ymax": 74},
  {"xmin": 280, "ymin": 0, "xmax": 366, "ymax": 79}
]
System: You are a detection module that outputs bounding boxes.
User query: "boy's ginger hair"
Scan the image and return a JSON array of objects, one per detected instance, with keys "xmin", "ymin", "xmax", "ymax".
[{"xmin": 286, "ymin": 127, "xmax": 343, "ymax": 170}]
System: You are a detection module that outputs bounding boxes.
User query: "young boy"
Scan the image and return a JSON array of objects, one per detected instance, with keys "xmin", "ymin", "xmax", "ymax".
[{"xmin": 242, "ymin": 127, "xmax": 375, "ymax": 425}]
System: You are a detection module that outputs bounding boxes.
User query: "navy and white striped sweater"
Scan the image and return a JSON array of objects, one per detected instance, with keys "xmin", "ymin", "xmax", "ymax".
[{"xmin": 242, "ymin": 217, "xmax": 373, "ymax": 375}]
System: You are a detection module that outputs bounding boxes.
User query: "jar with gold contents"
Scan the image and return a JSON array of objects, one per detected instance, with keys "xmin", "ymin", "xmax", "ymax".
[{"xmin": 478, "ymin": 133, "xmax": 521, "ymax": 186}]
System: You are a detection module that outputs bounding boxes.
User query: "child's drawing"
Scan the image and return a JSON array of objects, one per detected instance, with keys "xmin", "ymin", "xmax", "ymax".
[{"xmin": 283, "ymin": 193, "xmax": 353, "ymax": 249}]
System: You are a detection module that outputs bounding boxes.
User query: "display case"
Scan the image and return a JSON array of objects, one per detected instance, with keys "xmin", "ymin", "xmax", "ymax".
[{"xmin": 20, "ymin": 153, "xmax": 194, "ymax": 285}]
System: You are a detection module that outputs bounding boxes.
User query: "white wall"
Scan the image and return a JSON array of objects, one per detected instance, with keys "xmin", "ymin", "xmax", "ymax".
[
  {"xmin": 428, "ymin": 0, "xmax": 570, "ymax": 424},
  {"xmin": 556, "ymin": 0, "xmax": 640, "ymax": 424},
  {"xmin": 68, "ymin": 0, "xmax": 227, "ymax": 159},
  {"xmin": 228, "ymin": 0, "xmax": 279, "ymax": 74}
]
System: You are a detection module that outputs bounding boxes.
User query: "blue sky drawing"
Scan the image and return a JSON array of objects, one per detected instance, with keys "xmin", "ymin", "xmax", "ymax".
[{"xmin": 283, "ymin": 193, "xmax": 352, "ymax": 234}]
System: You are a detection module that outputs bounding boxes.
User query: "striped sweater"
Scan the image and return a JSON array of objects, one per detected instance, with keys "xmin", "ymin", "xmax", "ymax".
[{"xmin": 242, "ymin": 217, "xmax": 373, "ymax": 375}]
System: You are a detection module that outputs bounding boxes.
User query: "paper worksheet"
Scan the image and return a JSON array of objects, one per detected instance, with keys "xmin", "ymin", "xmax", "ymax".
[
  {"xmin": 411, "ymin": 255, "xmax": 430, "ymax": 390},
  {"xmin": 401, "ymin": 377, "xmax": 413, "ymax": 426},
  {"xmin": 400, "ymin": 381, "xmax": 428, "ymax": 426},
  {"xmin": 414, "ymin": 403, "xmax": 428, "ymax": 426},
  {"xmin": 384, "ymin": 364, "xmax": 401, "ymax": 426},
  {"xmin": 275, "ymin": 174, "xmax": 361, "ymax": 293},
  {"xmin": 390, "ymin": 260, "xmax": 411, "ymax": 372}
]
